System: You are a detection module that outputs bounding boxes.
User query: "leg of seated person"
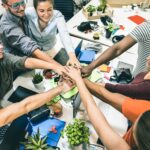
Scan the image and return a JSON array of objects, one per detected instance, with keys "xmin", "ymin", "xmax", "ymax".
[{"xmin": 84, "ymin": 79, "xmax": 126, "ymax": 112}]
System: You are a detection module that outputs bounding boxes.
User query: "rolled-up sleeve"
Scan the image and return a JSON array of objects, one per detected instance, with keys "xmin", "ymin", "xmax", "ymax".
[
  {"xmin": 2, "ymin": 22, "xmax": 39, "ymax": 56},
  {"xmin": 4, "ymin": 53, "xmax": 27, "ymax": 70},
  {"xmin": 56, "ymin": 11, "xmax": 74, "ymax": 53},
  {"xmin": 122, "ymin": 98, "xmax": 150, "ymax": 122}
]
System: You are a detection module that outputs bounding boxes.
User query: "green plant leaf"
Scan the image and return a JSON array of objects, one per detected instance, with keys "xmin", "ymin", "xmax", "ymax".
[
  {"xmin": 33, "ymin": 73, "xmax": 43, "ymax": 84},
  {"xmin": 41, "ymin": 136, "xmax": 47, "ymax": 145}
]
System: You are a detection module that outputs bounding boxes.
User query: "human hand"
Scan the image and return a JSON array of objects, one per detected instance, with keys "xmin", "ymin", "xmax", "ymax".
[
  {"xmin": 58, "ymin": 77, "xmax": 75, "ymax": 93},
  {"xmin": 54, "ymin": 66, "xmax": 66, "ymax": 75},
  {"xmin": 67, "ymin": 52, "xmax": 81, "ymax": 69},
  {"xmin": 81, "ymin": 65, "xmax": 93, "ymax": 77},
  {"xmin": 63, "ymin": 66, "xmax": 82, "ymax": 83}
]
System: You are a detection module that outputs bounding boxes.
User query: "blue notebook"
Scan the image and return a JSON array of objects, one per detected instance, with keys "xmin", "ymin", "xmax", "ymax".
[
  {"xmin": 79, "ymin": 50, "xmax": 96, "ymax": 64},
  {"xmin": 32, "ymin": 117, "xmax": 66, "ymax": 147},
  {"xmin": 75, "ymin": 40, "xmax": 96, "ymax": 64}
]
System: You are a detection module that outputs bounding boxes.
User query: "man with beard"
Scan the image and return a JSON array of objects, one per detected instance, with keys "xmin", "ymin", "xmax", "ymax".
[{"xmin": 0, "ymin": 0, "xmax": 65, "ymax": 75}]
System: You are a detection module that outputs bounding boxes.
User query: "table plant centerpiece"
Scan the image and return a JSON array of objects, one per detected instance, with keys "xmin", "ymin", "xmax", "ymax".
[{"xmin": 61, "ymin": 119, "xmax": 90, "ymax": 150}]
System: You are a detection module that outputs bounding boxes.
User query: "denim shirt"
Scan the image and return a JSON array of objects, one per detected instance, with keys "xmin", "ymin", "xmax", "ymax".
[
  {"xmin": 25, "ymin": 7, "xmax": 74, "ymax": 52},
  {"xmin": 0, "ymin": 11, "xmax": 40, "ymax": 56}
]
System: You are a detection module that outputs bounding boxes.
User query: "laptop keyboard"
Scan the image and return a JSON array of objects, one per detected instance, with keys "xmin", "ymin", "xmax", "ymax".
[{"xmin": 0, "ymin": 125, "xmax": 9, "ymax": 142}]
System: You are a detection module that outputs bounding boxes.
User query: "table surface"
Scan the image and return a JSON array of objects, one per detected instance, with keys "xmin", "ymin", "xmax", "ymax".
[
  {"xmin": 0, "ymin": 0, "xmax": 141, "ymax": 149},
  {"xmin": 67, "ymin": 0, "xmax": 150, "ymax": 46},
  {"xmin": 2, "ymin": 36, "xmax": 131, "ymax": 149}
]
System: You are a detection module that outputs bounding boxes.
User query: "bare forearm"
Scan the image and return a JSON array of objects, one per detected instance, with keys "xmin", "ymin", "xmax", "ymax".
[
  {"xmin": 90, "ymin": 45, "xmax": 119, "ymax": 69},
  {"xmin": 89, "ymin": 35, "xmax": 136, "ymax": 70},
  {"xmin": 76, "ymin": 79, "xmax": 130, "ymax": 150},
  {"xmin": 0, "ymin": 86, "xmax": 62, "ymax": 127},
  {"xmin": 32, "ymin": 49, "xmax": 61, "ymax": 66},
  {"xmin": 84, "ymin": 79, "xmax": 127, "ymax": 112},
  {"xmin": 24, "ymin": 57, "xmax": 59, "ymax": 70}
]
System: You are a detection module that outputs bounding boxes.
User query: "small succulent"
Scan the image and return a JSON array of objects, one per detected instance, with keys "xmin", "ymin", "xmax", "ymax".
[
  {"xmin": 97, "ymin": 4, "xmax": 105, "ymax": 11},
  {"xmin": 105, "ymin": 22, "xmax": 119, "ymax": 32},
  {"xmin": 99, "ymin": 0, "xmax": 107, "ymax": 6},
  {"xmin": 22, "ymin": 128, "xmax": 53, "ymax": 150},
  {"xmin": 32, "ymin": 73, "xmax": 43, "ymax": 84},
  {"xmin": 86, "ymin": 5, "xmax": 96, "ymax": 13}
]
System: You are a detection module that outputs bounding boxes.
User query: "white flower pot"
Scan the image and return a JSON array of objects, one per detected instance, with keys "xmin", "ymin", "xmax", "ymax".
[
  {"xmin": 97, "ymin": 11, "xmax": 102, "ymax": 15},
  {"xmin": 33, "ymin": 80, "xmax": 45, "ymax": 90}
]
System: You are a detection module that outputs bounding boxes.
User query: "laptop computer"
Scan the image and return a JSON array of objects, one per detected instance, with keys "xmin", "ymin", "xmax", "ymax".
[
  {"xmin": 8, "ymin": 86, "xmax": 37, "ymax": 103},
  {"xmin": 75, "ymin": 40, "xmax": 96, "ymax": 64}
]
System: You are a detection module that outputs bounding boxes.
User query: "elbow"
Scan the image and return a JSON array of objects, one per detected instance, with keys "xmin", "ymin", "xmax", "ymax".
[{"xmin": 113, "ymin": 44, "xmax": 124, "ymax": 56}]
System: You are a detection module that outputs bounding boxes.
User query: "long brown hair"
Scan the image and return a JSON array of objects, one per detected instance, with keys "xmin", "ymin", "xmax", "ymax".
[
  {"xmin": 33, "ymin": 0, "xmax": 54, "ymax": 10},
  {"xmin": 136, "ymin": 110, "xmax": 150, "ymax": 150}
]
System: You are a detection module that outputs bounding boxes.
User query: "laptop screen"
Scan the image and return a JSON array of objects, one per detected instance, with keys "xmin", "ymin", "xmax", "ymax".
[{"xmin": 75, "ymin": 40, "xmax": 83, "ymax": 57}]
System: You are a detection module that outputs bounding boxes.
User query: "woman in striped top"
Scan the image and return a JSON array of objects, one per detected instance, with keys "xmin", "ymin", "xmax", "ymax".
[{"xmin": 81, "ymin": 21, "xmax": 150, "ymax": 77}]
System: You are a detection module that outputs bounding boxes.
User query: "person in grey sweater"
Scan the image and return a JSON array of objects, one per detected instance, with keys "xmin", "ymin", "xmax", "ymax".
[{"xmin": 0, "ymin": 0, "xmax": 65, "ymax": 75}]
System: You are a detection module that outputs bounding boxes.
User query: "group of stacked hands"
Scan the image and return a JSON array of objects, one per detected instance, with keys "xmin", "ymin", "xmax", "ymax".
[{"xmin": 0, "ymin": 0, "xmax": 150, "ymax": 149}]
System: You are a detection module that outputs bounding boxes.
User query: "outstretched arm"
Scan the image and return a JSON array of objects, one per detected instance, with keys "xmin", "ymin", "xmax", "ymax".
[
  {"xmin": 0, "ymin": 85, "xmax": 64, "ymax": 127},
  {"xmin": 81, "ymin": 35, "xmax": 136, "ymax": 77},
  {"xmin": 56, "ymin": 11, "xmax": 80, "ymax": 68},
  {"xmin": 24, "ymin": 57, "xmax": 65, "ymax": 74},
  {"xmin": 2, "ymin": 22, "xmax": 64, "ymax": 75},
  {"xmin": 84, "ymin": 79, "xmax": 128, "ymax": 112},
  {"xmin": 32, "ymin": 49, "xmax": 66, "ymax": 75},
  {"xmin": 63, "ymin": 67, "xmax": 130, "ymax": 150}
]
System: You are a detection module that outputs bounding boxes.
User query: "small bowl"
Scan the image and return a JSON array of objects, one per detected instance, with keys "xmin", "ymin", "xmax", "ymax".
[{"xmin": 49, "ymin": 102, "xmax": 63, "ymax": 117}]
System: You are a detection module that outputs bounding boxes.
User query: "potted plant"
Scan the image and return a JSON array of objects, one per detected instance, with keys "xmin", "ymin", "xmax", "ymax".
[
  {"xmin": 105, "ymin": 22, "xmax": 118, "ymax": 39},
  {"xmin": 97, "ymin": 4, "xmax": 106, "ymax": 14},
  {"xmin": 21, "ymin": 128, "xmax": 56, "ymax": 150},
  {"xmin": 61, "ymin": 119, "xmax": 90, "ymax": 150},
  {"xmin": 32, "ymin": 73, "xmax": 44, "ymax": 90},
  {"xmin": 86, "ymin": 5, "xmax": 96, "ymax": 16},
  {"xmin": 99, "ymin": 0, "xmax": 107, "ymax": 6}
]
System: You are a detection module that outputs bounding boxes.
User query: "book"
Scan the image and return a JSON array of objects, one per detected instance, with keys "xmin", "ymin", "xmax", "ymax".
[{"xmin": 31, "ymin": 117, "xmax": 66, "ymax": 147}]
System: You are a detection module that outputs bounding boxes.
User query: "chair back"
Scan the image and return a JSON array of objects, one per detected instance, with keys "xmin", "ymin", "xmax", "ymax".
[{"xmin": 54, "ymin": 0, "xmax": 74, "ymax": 21}]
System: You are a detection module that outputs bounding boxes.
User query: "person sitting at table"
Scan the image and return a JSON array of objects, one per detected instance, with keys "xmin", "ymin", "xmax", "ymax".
[
  {"xmin": 81, "ymin": 20, "xmax": 150, "ymax": 77},
  {"xmin": 99, "ymin": 55, "xmax": 150, "ymax": 100},
  {"xmin": 64, "ymin": 66, "xmax": 150, "ymax": 150},
  {"xmin": 25, "ymin": 0, "xmax": 80, "ymax": 67},
  {"xmin": 0, "ymin": 0, "xmax": 65, "ymax": 75},
  {"xmin": 0, "ymin": 78, "xmax": 69, "ymax": 127},
  {"xmin": 0, "ymin": 43, "xmax": 68, "ymax": 107}
]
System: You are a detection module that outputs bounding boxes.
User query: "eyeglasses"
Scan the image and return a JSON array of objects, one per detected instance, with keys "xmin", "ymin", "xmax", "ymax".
[{"xmin": 7, "ymin": 0, "xmax": 26, "ymax": 10}]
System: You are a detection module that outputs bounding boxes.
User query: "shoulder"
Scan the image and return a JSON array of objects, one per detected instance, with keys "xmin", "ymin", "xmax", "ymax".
[
  {"xmin": 0, "ymin": 11, "xmax": 11, "ymax": 25},
  {"xmin": 53, "ymin": 10, "xmax": 64, "ymax": 18},
  {"xmin": 0, "ymin": 12, "xmax": 17, "ymax": 31},
  {"xmin": 132, "ymin": 21, "xmax": 150, "ymax": 33},
  {"xmin": 25, "ymin": 7, "xmax": 37, "ymax": 19},
  {"xmin": 129, "ymin": 21, "xmax": 150, "ymax": 41}
]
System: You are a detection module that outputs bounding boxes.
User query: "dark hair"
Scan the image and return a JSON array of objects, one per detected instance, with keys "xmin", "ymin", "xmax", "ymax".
[
  {"xmin": 33, "ymin": 0, "xmax": 54, "ymax": 9},
  {"xmin": 136, "ymin": 110, "xmax": 150, "ymax": 150}
]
